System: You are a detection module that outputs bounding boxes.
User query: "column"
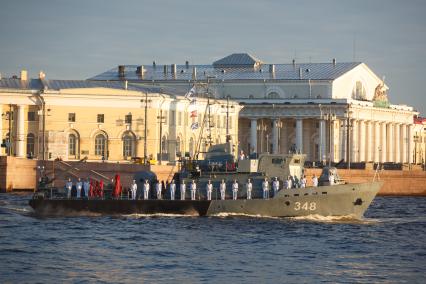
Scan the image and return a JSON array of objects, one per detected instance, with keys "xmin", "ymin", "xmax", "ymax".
[
  {"xmin": 340, "ymin": 119, "xmax": 348, "ymax": 162},
  {"xmin": 351, "ymin": 119, "xmax": 358, "ymax": 162},
  {"xmin": 408, "ymin": 124, "xmax": 413, "ymax": 164},
  {"xmin": 387, "ymin": 123, "xmax": 394, "ymax": 162},
  {"xmin": 319, "ymin": 119, "xmax": 326, "ymax": 161},
  {"xmin": 272, "ymin": 119, "xmax": 279, "ymax": 154},
  {"xmin": 366, "ymin": 121, "xmax": 373, "ymax": 162},
  {"xmin": 359, "ymin": 120, "xmax": 366, "ymax": 162},
  {"xmin": 374, "ymin": 121, "xmax": 381, "ymax": 163},
  {"xmin": 250, "ymin": 118, "xmax": 258, "ymax": 154},
  {"xmin": 394, "ymin": 123, "xmax": 401, "ymax": 163},
  {"xmin": 401, "ymin": 124, "xmax": 407, "ymax": 163},
  {"xmin": 16, "ymin": 105, "xmax": 25, "ymax": 158},
  {"xmin": 381, "ymin": 122, "xmax": 387, "ymax": 163},
  {"xmin": 296, "ymin": 119, "xmax": 303, "ymax": 153}
]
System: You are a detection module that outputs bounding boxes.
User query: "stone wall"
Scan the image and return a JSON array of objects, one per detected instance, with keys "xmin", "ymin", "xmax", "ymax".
[{"xmin": 0, "ymin": 156, "xmax": 36, "ymax": 192}]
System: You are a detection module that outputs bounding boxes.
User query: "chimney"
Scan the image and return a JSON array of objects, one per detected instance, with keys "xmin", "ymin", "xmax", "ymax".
[
  {"xmin": 136, "ymin": 65, "xmax": 145, "ymax": 79},
  {"xmin": 192, "ymin": 67, "xmax": 197, "ymax": 80},
  {"xmin": 39, "ymin": 71, "xmax": 46, "ymax": 80},
  {"xmin": 171, "ymin": 64, "xmax": 177, "ymax": 74},
  {"xmin": 299, "ymin": 67, "xmax": 302, "ymax": 79},
  {"xmin": 163, "ymin": 65, "xmax": 168, "ymax": 74},
  {"xmin": 20, "ymin": 70, "xmax": 28, "ymax": 81},
  {"xmin": 118, "ymin": 65, "xmax": 125, "ymax": 77},
  {"xmin": 153, "ymin": 61, "xmax": 156, "ymax": 68},
  {"xmin": 185, "ymin": 61, "xmax": 189, "ymax": 68},
  {"xmin": 124, "ymin": 80, "xmax": 128, "ymax": 90},
  {"xmin": 269, "ymin": 64, "xmax": 275, "ymax": 73},
  {"xmin": 332, "ymin": 58, "xmax": 336, "ymax": 66},
  {"xmin": 292, "ymin": 59, "xmax": 296, "ymax": 67}
]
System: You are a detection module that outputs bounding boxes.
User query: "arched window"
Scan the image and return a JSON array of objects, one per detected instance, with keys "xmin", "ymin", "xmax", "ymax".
[
  {"xmin": 189, "ymin": 137, "xmax": 194, "ymax": 156},
  {"xmin": 176, "ymin": 136, "xmax": 181, "ymax": 155},
  {"xmin": 267, "ymin": 92, "xmax": 280, "ymax": 99},
  {"xmin": 161, "ymin": 135, "xmax": 168, "ymax": 154},
  {"xmin": 69, "ymin": 134, "xmax": 77, "ymax": 156},
  {"xmin": 95, "ymin": 133, "xmax": 107, "ymax": 157},
  {"xmin": 26, "ymin": 133, "xmax": 35, "ymax": 157},
  {"xmin": 123, "ymin": 133, "xmax": 135, "ymax": 158}
]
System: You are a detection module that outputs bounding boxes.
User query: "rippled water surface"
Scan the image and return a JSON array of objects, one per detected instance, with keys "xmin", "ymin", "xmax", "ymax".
[{"xmin": 0, "ymin": 193, "xmax": 425, "ymax": 283}]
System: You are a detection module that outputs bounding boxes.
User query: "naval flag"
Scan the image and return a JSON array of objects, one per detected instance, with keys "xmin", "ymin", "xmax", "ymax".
[
  {"xmin": 190, "ymin": 122, "xmax": 199, "ymax": 130},
  {"xmin": 185, "ymin": 86, "xmax": 196, "ymax": 99}
]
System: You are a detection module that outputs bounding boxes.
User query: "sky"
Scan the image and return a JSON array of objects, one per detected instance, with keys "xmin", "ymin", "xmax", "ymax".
[{"xmin": 1, "ymin": 0, "xmax": 425, "ymax": 114}]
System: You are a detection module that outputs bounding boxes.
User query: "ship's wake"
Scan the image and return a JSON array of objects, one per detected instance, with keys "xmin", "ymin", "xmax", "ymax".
[{"xmin": 289, "ymin": 214, "xmax": 378, "ymax": 224}]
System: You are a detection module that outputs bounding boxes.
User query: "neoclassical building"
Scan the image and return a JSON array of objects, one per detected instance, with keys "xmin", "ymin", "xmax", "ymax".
[
  {"xmin": 0, "ymin": 72, "xmax": 240, "ymax": 163},
  {"xmin": 91, "ymin": 53, "xmax": 419, "ymax": 164}
]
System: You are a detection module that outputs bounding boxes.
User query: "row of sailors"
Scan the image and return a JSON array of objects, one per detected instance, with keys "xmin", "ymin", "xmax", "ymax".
[
  {"xmin": 64, "ymin": 173, "xmax": 323, "ymax": 200},
  {"xmin": 65, "ymin": 178, "xmax": 95, "ymax": 199},
  {"xmin": 129, "ymin": 174, "xmax": 320, "ymax": 201}
]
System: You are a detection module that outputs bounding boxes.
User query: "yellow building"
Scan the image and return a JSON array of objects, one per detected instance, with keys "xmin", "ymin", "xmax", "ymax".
[{"xmin": 0, "ymin": 72, "xmax": 241, "ymax": 164}]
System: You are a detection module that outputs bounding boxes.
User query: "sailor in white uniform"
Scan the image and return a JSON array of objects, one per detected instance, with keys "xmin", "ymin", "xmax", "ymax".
[
  {"xmin": 329, "ymin": 172, "xmax": 335, "ymax": 185},
  {"xmin": 76, "ymin": 178, "xmax": 83, "ymax": 198},
  {"xmin": 312, "ymin": 174, "xmax": 319, "ymax": 187},
  {"xmin": 206, "ymin": 180, "xmax": 213, "ymax": 200},
  {"xmin": 300, "ymin": 175, "xmax": 307, "ymax": 188},
  {"xmin": 220, "ymin": 179, "xmax": 226, "ymax": 200},
  {"xmin": 272, "ymin": 177, "xmax": 280, "ymax": 197},
  {"xmin": 286, "ymin": 176, "xmax": 293, "ymax": 189},
  {"xmin": 262, "ymin": 178, "xmax": 269, "ymax": 199},
  {"xmin": 246, "ymin": 178, "xmax": 252, "ymax": 200},
  {"xmin": 232, "ymin": 180, "xmax": 239, "ymax": 200},
  {"xmin": 170, "ymin": 179, "xmax": 176, "ymax": 200},
  {"xmin": 83, "ymin": 178, "xmax": 90, "ymax": 198},
  {"xmin": 143, "ymin": 180, "xmax": 150, "ymax": 200},
  {"xmin": 180, "ymin": 180, "xmax": 186, "ymax": 200},
  {"xmin": 190, "ymin": 180, "xmax": 197, "ymax": 200},
  {"xmin": 65, "ymin": 178, "xmax": 73, "ymax": 199},
  {"xmin": 156, "ymin": 181, "xmax": 162, "ymax": 199},
  {"xmin": 130, "ymin": 179, "xmax": 137, "ymax": 200}
]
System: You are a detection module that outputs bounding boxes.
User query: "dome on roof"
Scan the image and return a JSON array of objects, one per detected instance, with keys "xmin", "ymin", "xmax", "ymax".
[{"xmin": 212, "ymin": 53, "xmax": 263, "ymax": 68}]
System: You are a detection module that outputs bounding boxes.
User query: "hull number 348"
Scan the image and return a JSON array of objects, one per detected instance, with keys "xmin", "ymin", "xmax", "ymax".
[{"xmin": 294, "ymin": 202, "xmax": 316, "ymax": 211}]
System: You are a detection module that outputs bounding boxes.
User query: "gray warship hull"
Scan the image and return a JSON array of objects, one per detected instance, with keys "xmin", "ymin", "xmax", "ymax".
[{"xmin": 29, "ymin": 181, "xmax": 382, "ymax": 219}]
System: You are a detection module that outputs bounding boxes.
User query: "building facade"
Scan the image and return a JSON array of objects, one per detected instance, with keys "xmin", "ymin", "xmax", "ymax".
[
  {"xmin": 0, "ymin": 74, "xmax": 240, "ymax": 163},
  {"xmin": 91, "ymin": 53, "xmax": 419, "ymax": 164}
]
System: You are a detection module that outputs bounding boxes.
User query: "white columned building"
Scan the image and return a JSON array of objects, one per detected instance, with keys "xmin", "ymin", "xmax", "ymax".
[{"xmin": 91, "ymin": 53, "xmax": 419, "ymax": 165}]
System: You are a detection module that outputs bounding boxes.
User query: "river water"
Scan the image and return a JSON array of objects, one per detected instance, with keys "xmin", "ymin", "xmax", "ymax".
[{"xmin": 0, "ymin": 193, "xmax": 425, "ymax": 283}]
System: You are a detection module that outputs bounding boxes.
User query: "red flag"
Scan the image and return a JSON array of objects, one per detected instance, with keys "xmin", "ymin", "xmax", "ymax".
[
  {"xmin": 113, "ymin": 174, "xmax": 121, "ymax": 198},
  {"xmin": 99, "ymin": 180, "xmax": 104, "ymax": 198}
]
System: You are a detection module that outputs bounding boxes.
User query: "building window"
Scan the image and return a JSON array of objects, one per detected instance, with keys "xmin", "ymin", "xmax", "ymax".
[
  {"xmin": 267, "ymin": 92, "xmax": 280, "ymax": 99},
  {"xmin": 354, "ymin": 81, "xmax": 366, "ymax": 100},
  {"xmin": 178, "ymin": 112, "xmax": 182, "ymax": 126},
  {"xmin": 27, "ymin": 112, "xmax": 36, "ymax": 121},
  {"xmin": 26, "ymin": 133, "xmax": 35, "ymax": 157},
  {"xmin": 161, "ymin": 135, "xmax": 168, "ymax": 154},
  {"xmin": 68, "ymin": 113, "xmax": 76, "ymax": 122},
  {"xmin": 69, "ymin": 134, "xmax": 77, "ymax": 156},
  {"xmin": 189, "ymin": 137, "xmax": 194, "ymax": 156},
  {"xmin": 123, "ymin": 133, "xmax": 134, "ymax": 158},
  {"xmin": 97, "ymin": 114, "xmax": 104, "ymax": 123},
  {"xmin": 125, "ymin": 114, "xmax": 132, "ymax": 124},
  {"xmin": 176, "ymin": 136, "xmax": 181, "ymax": 155},
  {"xmin": 170, "ymin": 110, "xmax": 176, "ymax": 126},
  {"xmin": 95, "ymin": 134, "xmax": 107, "ymax": 157}
]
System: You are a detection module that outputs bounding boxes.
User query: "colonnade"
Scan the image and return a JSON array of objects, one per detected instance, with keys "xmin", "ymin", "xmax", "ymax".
[{"xmin": 246, "ymin": 117, "xmax": 414, "ymax": 164}]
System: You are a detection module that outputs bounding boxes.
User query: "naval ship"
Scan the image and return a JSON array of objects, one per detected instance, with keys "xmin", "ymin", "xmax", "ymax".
[{"xmin": 29, "ymin": 143, "xmax": 382, "ymax": 219}]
